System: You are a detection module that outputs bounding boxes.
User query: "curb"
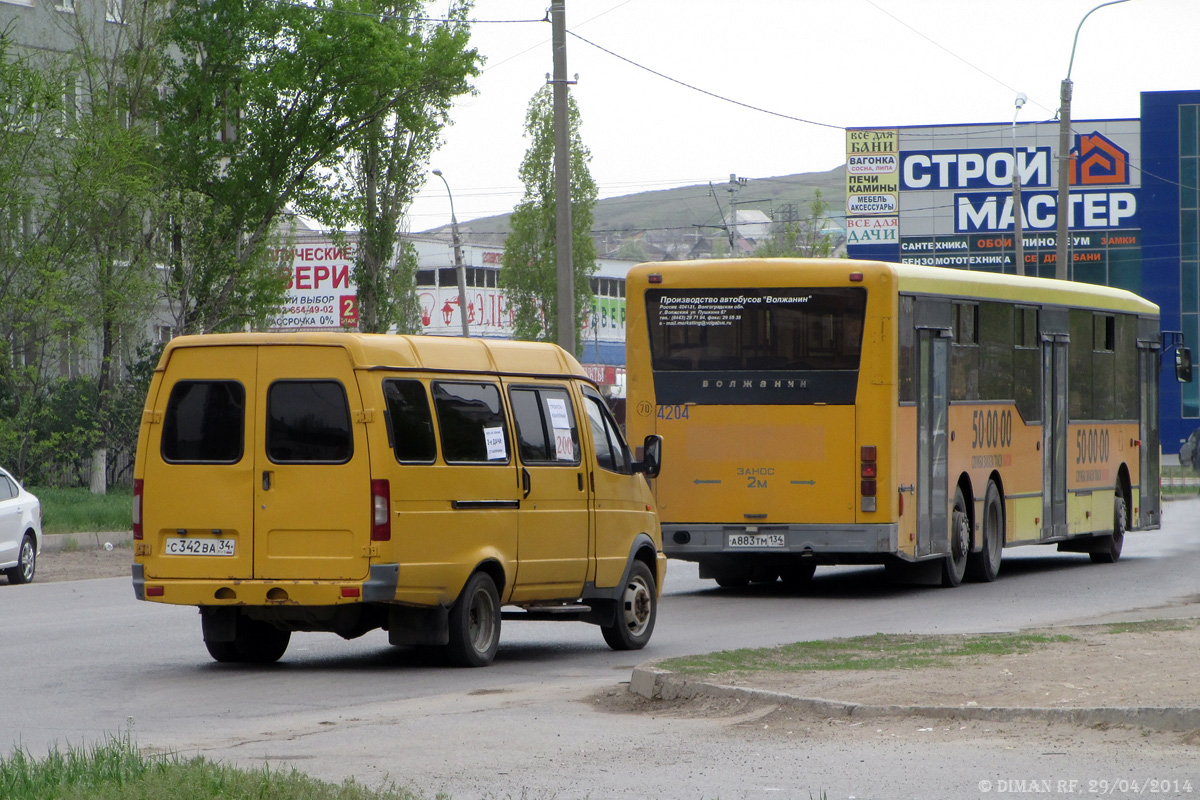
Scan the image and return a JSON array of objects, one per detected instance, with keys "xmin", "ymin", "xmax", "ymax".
[
  {"xmin": 630, "ymin": 666, "xmax": 1200, "ymax": 733},
  {"xmin": 40, "ymin": 531, "xmax": 133, "ymax": 553}
]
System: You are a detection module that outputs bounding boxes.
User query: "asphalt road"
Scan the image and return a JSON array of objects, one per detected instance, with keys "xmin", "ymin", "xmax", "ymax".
[{"xmin": 4, "ymin": 497, "xmax": 1199, "ymax": 799}]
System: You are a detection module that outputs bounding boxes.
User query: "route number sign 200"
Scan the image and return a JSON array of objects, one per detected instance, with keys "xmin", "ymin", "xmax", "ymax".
[{"xmin": 971, "ymin": 409, "xmax": 1012, "ymax": 449}]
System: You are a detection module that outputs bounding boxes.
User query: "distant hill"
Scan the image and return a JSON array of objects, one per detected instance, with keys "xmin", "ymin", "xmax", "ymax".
[{"xmin": 435, "ymin": 165, "xmax": 847, "ymax": 256}]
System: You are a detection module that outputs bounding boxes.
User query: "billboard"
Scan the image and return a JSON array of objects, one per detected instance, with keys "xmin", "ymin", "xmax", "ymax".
[
  {"xmin": 845, "ymin": 120, "xmax": 1143, "ymax": 290},
  {"xmin": 266, "ymin": 242, "xmax": 359, "ymax": 330}
]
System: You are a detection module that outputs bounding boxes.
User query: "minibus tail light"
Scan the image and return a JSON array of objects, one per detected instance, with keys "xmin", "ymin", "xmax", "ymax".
[
  {"xmin": 133, "ymin": 479, "xmax": 143, "ymax": 540},
  {"xmin": 371, "ymin": 480, "xmax": 391, "ymax": 541}
]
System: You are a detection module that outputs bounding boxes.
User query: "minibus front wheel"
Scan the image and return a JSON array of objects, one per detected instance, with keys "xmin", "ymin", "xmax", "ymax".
[
  {"xmin": 446, "ymin": 571, "xmax": 501, "ymax": 668},
  {"xmin": 601, "ymin": 561, "xmax": 657, "ymax": 651}
]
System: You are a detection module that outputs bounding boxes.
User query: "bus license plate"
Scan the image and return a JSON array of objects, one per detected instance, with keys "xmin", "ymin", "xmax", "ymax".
[
  {"xmin": 727, "ymin": 533, "xmax": 785, "ymax": 549},
  {"xmin": 165, "ymin": 537, "xmax": 235, "ymax": 557}
]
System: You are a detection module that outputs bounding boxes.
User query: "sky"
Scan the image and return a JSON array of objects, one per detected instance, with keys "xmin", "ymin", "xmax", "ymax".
[{"xmin": 406, "ymin": 0, "xmax": 1200, "ymax": 232}]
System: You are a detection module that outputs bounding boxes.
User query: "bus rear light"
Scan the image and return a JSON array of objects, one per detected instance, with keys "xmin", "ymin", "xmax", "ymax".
[
  {"xmin": 648, "ymin": 273, "xmax": 663, "ymax": 284},
  {"xmin": 860, "ymin": 445, "xmax": 877, "ymax": 510},
  {"xmin": 371, "ymin": 479, "xmax": 391, "ymax": 541},
  {"xmin": 341, "ymin": 587, "xmax": 361, "ymax": 598},
  {"xmin": 133, "ymin": 479, "xmax": 144, "ymax": 540},
  {"xmin": 849, "ymin": 272, "xmax": 864, "ymax": 282}
]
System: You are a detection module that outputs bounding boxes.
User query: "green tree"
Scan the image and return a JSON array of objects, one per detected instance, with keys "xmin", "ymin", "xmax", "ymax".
[
  {"xmin": 340, "ymin": 0, "xmax": 479, "ymax": 333},
  {"xmin": 156, "ymin": 0, "xmax": 447, "ymax": 333},
  {"xmin": 754, "ymin": 190, "xmax": 837, "ymax": 258},
  {"xmin": 0, "ymin": 34, "xmax": 87, "ymax": 480},
  {"xmin": 501, "ymin": 85, "xmax": 597, "ymax": 349}
]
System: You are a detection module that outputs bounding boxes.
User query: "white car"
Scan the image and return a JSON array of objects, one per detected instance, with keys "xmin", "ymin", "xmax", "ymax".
[{"xmin": 0, "ymin": 467, "xmax": 42, "ymax": 584}]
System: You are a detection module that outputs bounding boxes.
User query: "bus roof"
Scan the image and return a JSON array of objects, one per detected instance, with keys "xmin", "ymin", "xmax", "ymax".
[
  {"xmin": 628, "ymin": 258, "xmax": 1160, "ymax": 316},
  {"xmin": 158, "ymin": 332, "xmax": 589, "ymax": 378}
]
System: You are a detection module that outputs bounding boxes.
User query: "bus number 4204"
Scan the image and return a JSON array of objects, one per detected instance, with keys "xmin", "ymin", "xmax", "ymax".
[{"xmin": 657, "ymin": 405, "xmax": 689, "ymax": 420}]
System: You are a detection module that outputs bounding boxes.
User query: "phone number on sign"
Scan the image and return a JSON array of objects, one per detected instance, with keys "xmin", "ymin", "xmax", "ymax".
[{"xmin": 978, "ymin": 778, "xmax": 1192, "ymax": 794}]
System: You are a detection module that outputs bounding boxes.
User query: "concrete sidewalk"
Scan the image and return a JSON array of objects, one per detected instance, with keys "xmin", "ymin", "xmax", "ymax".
[{"xmin": 631, "ymin": 605, "xmax": 1200, "ymax": 733}]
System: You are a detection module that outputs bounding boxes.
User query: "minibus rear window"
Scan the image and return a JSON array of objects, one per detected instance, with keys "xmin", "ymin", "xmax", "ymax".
[
  {"xmin": 162, "ymin": 380, "xmax": 246, "ymax": 463},
  {"xmin": 267, "ymin": 381, "xmax": 353, "ymax": 463}
]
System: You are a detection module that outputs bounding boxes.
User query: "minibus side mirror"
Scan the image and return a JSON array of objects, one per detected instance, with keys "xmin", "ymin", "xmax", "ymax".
[
  {"xmin": 634, "ymin": 435, "xmax": 662, "ymax": 479},
  {"xmin": 1177, "ymin": 347, "xmax": 1194, "ymax": 384}
]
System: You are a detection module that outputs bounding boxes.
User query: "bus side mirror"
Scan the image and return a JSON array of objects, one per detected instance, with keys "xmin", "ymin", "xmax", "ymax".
[
  {"xmin": 634, "ymin": 434, "xmax": 662, "ymax": 479},
  {"xmin": 1178, "ymin": 348, "xmax": 1194, "ymax": 383}
]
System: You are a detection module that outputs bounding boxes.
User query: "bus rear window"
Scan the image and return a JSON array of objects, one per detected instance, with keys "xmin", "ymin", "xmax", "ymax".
[{"xmin": 644, "ymin": 288, "xmax": 867, "ymax": 405}]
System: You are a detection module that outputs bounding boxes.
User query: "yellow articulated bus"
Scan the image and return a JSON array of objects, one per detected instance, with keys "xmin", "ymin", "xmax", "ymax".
[
  {"xmin": 132, "ymin": 333, "xmax": 663, "ymax": 667},
  {"xmin": 625, "ymin": 258, "xmax": 1192, "ymax": 588}
]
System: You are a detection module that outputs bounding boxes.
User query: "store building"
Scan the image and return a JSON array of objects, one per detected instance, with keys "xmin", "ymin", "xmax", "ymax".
[{"xmin": 844, "ymin": 90, "xmax": 1200, "ymax": 455}]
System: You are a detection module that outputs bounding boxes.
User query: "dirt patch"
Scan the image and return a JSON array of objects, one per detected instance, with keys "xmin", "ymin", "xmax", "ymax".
[
  {"xmin": 677, "ymin": 619, "xmax": 1200, "ymax": 710},
  {"xmin": 29, "ymin": 544, "xmax": 133, "ymax": 583}
]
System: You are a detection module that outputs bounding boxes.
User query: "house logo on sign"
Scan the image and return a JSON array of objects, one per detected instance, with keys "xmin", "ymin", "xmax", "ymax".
[{"xmin": 1071, "ymin": 132, "xmax": 1129, "ymax": 186}]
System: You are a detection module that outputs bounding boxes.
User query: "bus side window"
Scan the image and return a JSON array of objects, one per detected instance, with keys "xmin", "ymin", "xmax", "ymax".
[
  {"xmin": 383, "ymin": 379, "xmax": 436, "ymax": 463},
  {"xmin": 432, "ymin": 381, "xmax": 510, "ymax": 464}
]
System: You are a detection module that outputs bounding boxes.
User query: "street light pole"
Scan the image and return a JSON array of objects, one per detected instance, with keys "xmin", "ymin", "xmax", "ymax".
[
  {"xmin": 1012, "ymin": 93, "xmax": 1027, "ymax": 276},
  {"xmin": 1055, "ymin": 0, "xmax": 1131, "ymax": 281},
  {"xmin": 431, "ymin": 169, "xmax": 471, "ymax": 337}
]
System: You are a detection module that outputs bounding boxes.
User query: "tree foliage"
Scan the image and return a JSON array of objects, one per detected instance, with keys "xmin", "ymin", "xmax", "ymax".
[
  {"xmin": 156, "ymin": 0, "xmax": 476, "ymax": 333},
  {"xmin": 0, "ymin": 0, "xmax": 479, "ymax": 485},
  {"xmin": 501, "ymin": 85, "xmax": 597, "ymax": 349},
  {"xmin": 754, "ymin": 189, "xmax": 837, "ymax": 258},
  {"xmin": 340, "ymin": 0, "xmax": 479, "ymax": 333}
]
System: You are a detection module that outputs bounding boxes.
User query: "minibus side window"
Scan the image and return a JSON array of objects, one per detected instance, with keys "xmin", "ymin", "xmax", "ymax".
[
  {"xmin": 267, "ymin": 381, "xmax": 352, "ymax": 463},
  {"xmin": 584, "ymin": 392, "xmax": 631, "ymax": 474},
  {"xmin": 509, "ymin": 387, "xmax": 581, "ymax": 465},
  {"xmin": 383, "ymin": 379, "xmax": 436, "ymax": 463},
  {"xmin": 433, "ymin": 382, "xmax": 510, "ymax": 464},
  {"xmin": 162, "ymin": 380, "xmax": 245, "ymax": 463}
]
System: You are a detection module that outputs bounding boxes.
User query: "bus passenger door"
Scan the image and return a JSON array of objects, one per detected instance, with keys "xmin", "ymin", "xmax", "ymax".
[
  {"xmin": 1137, "ymin": 336, "xmax": 1161, "ymax": 527},
  {"xmin": 916, "ymin": 328, "xmax": 950, "ymax": 559},
  {"xmin": 1041, "ymin": 332, "xmax": 1069, "ymax": 539}
]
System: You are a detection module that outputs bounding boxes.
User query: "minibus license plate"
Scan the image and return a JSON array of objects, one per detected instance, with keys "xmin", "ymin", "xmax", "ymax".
[
  {"xmin": 165, "ymin": 538, "xmax": 235, "ymax": 557},
  {"xmin": 727, "ymin": 533, "xmax": 785, "ymax": 548}
]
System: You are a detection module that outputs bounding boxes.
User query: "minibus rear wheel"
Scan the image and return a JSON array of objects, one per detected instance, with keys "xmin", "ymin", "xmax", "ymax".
[
  {"xmin": 446, "ymin": 571, "xmax": 501, "ymax": 667},
  {"xmin": 234, "ymin": 617, "xmax": 291, "ymax": 663},
  {"xmin": 601, "ymin": 561, "xmax": 656, "ymax": 651}
]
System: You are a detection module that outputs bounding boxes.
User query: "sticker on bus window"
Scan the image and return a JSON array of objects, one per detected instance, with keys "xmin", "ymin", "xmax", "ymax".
[
  {"xmin": 546, "ymin": 397, "xmax": 571, "ymax": 428},
  {"xmin": 484, "ymin": 426, "xmax": 507, "ymax": 460},
  {"xmin": 554, "ymin": 428, "xmax": 575, "ymax": 461}
]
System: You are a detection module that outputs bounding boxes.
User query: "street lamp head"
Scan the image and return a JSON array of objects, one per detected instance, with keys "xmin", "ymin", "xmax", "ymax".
[
  {"xmin": 1015, "ymin": 93, "xmax": 1028, "ymax": 110},
  {"xmin": 431, "ymin": 168, "xmax": 443, "ymax": 177}
]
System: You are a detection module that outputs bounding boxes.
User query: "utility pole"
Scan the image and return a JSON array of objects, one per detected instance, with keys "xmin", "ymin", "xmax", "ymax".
[
  {"xmin": 1012, "ymin": 93, "xmax": 1027, "ymax": 276},
  {"xmin": 1055, "ymin": 78, "xmax": 1072, "ymax": 281},
  {"xmin": 550, "ymin": 1, "xmax": 574, "ymax": 353},
  {"xmin": 727, "ymin": 174, "xmax": 747, "ymax": 252},
  {"xmin": 1056, "ymin": 0, "xmax": 1130, "ymax": 281}
]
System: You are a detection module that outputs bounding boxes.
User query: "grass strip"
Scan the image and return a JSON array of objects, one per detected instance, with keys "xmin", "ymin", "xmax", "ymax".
[
  {"xmin": 0, "ymin": 731, "xmax": 436, "ymax": 800},
  {"xmin": 658, "ymin": 631, "xmax": 1075, "ymax": 676},
  {"xmin": 29, "ymin": 487, "xmax": 132, "ymax": 534}
]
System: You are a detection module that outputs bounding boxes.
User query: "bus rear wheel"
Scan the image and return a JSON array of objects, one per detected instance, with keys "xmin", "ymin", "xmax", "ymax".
[
  {"xmin": 1090, "ymin": 493, "xmax": 1126, "ymax": 564},
  {"xmin": 942, "ymin": 487, "xmax": 970, "ymax": 587},
  {"xmin": 966, "ymin": 482, "xmax": 1003, "ymax": 582}
]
